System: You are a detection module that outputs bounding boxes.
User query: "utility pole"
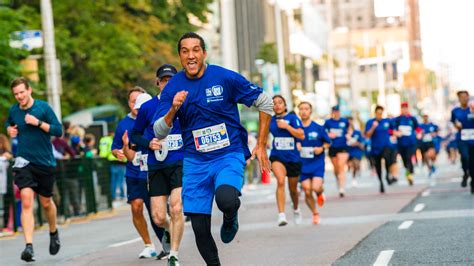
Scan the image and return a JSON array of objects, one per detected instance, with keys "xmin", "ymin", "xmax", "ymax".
[
  {"xmin": 41, "ymin": 0, "xmax": 62, "ymax": 119},
  {"xmin": 325, "ymin": 0, "xmax": 337, "ymax": 107},
  {"xmin": 274, "ymin": 1, "xmax": 291, "ymax": 109}
]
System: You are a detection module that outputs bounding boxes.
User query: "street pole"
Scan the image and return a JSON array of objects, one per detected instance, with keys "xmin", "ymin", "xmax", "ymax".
[
  {"xmin": 376, "ymin": 43, "xmax": 386, "ymax": 107},
  {"xmin": 274, "ymin": 1, "xmax": 291, "ymax": 109},
  {"xmin": 220, "ymin": 0, "xmax": 238, "ymax": 72},
  {"xmin": 41, "ymin": 0, "xmax": 62, "ymax": 120},
  {"xmin": 325, "ymin": 0, "xmax": 337, "ymax": 107}
]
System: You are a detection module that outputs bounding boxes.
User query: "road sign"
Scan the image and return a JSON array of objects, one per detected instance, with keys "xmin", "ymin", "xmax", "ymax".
[{"xmin": 9, "ymin": 30, "xmax": 43, "ymax": 50}]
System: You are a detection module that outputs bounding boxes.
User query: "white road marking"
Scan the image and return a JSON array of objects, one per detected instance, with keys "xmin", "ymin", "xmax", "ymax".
[
  {"xmin": 451, "ymin": 177, "xmax": 462, "ymax": 183},
  {"xmin": 413, "ymin": 203, "xmax": 425, "ymax": 212},
  {"xmin": 373, "ymin": 250, "xmax": 395, "ymax": 266},
  {"xmin": 108, "ymin": 237, "xmax": 141, "ymax": 248},
  {"xmin": 398, "ymin": 220, "xmax": 414, "ymax": 230},
  {"xmin": 421, "ymin": 190, "xmax": 430, "ymax": 197}
]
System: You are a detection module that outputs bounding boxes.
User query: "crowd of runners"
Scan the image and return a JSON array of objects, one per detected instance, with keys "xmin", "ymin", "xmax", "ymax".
[{"xmin": 5, "ymin": 32, "xmax": 474, "ymax": 265}]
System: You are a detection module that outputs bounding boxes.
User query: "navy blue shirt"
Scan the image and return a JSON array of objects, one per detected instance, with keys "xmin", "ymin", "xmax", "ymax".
[
  {"xmin": 299, "ymin": 121, "xmax": 331, "ymax": 174},
  {"xmin": 461, "ymin": 110, "xmax": 474, "ymax": 145},
  {"xmin": 156, "ymin": 64, "xmax": 263, "ymax": 161},
  {"xmin": 324, "ymin": 118, "xmax": 349, "ymax": 149},
  {"xmin": 269, "ymin": 113, "xmax": 303, "ymax": 163},
  {"xmin": 131, "ymin": 96, "xmax": 183, "ymax": 170},
  {"xmin": 393, "ymin": 115, "xmax": 419, "ymax": 147},
  {"xmin": 365, "ymin": 118, "xmax": 391, "ymax": 155},
  {"xmin": 348, "ymin": 130, "xmax": 364, "ymax": 159},
  {"xmin": 419, "ymin": 122, "xmax": 439, "ymax": 143},
  {"xmin": 7, "ymin": 100, "xmax": 62, "ymax": 167},
  {"xmin": 451, "ymin": 107, "xmax": 470, "ymax": 141},
  {"xmin": 112, "ymin": 114, "xmax": 145, "ymax": 179}
]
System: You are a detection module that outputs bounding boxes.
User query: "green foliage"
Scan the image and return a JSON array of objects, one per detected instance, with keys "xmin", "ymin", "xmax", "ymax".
[
  {"xmin": 257, "ymin": 42, "xmax": 278, "ymax": 64},
  {"xmin": 1, "ymin": 0, "xmax": 212, "ymax": 118}
]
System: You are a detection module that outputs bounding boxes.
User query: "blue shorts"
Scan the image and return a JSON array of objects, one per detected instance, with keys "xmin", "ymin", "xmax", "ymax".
[
  {"xmin": 182, "ymin": 152, "xmax": 245, "ymax": 215},
  {"xmin": 126, "ymin": 177, "xmax": 149, "ymax": 203},
  {"xmin": 300, "ymin": 170, "xmax": 325, "ymax": 182}
]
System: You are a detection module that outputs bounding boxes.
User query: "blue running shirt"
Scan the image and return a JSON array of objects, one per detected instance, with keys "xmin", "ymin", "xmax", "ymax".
[
  {"xmin": 451, "ymin": 107, "xmax": 471, "ymax": 141},
  {"xmin": 463, "ymin": 111, "xmax": 474, "ymax": 145},
  {"xmin": 269, "ymin": 113, "xmax": 303, "ymax": 163},
  {"xmin": 299, "ymin": 121, "xmax": 331, "ymax": 174},
  {"xmin": 155, "ymin": 64, "xmax": 263, "ymax": 160},
  {"xmin": 324, "ymin": 118, "xmax": 349, "ymax": 149},
  {"xmin": 132, "ymin": 96, "xmax": 183, "ymax": 169},
  {"xmin": 348, "ymin": 130, "xmax": 364, "ymax": 159},
  {"xmin": 419, "ymin": 122, "xmax": 439, "ymax": 143},
  {"xmin": 365, "ymin": 118, "xmax": 391, "ymax": 155},
  {"xmin": 393, "ymin": 115, "xmax": 419, "ymax": 147}
]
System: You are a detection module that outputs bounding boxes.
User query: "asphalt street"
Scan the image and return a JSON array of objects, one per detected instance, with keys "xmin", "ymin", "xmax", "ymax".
[{"xmin": 1, "ymin": 159, "xmax": 472, "ymax": 265}]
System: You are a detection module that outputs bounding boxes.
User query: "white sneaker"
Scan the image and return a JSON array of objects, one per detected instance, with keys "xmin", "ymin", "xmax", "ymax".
[
  {"xmin": 139, "ymin": 245, "xmax": 157, "ymax": 259},
  {"xmin": 278, "ymin": 213, "xmax": 288, "ymax": 226},
  {"xmin": 294, "ymin": 209, "xmax": 302, "ymax": 225}
]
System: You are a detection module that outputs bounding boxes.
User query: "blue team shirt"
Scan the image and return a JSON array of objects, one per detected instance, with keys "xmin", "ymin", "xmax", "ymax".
[
  {"xmin": 112, "ymin": 115, "xmax": 145, "ymax": 179},
  {"xmin": 393, "ymin": 115, "xmax": 419, "ymax": 147},
  {"xmin": 365, "ymin": 118, "xmax": 391, "ymax": 155},
  {"xmin": 324, "ymin": 118, "xmax": 349, "ymax": 149},
  {"xmin": 299, "ymin": 121, "xmax": 331, "ymax": 174},
  {"xmin": 419, "ymin": 122, "xmax": 439, "ymax": 143},
  {"xmin": 451, "ymin": 107, "xmax": 470, "ymax": 141},
  {"xmin": 155, "ymin": 64, "xmax": 263, "ymax": 161},
  {"xmin": 461, "ymin": 110, "xmax": 474, "ymax": 145},
  {"xmin": 348, "ymin": 130, "xmax": 364, "ymax": 159},
  {"xmin": 269, "ymin": 113, "xmax": 303, "ymax": 163},
  {"xmin": 132, "ymin": 96, "xmax": 183, "ymax": 169}
]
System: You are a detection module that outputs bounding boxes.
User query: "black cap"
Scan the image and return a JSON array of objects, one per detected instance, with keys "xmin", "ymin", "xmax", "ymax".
[
  {"xmin": 156, "ymin": 64, "xmax": 177, "ymax": 79},
  {"xmin": 332, "ymin": 105, "xmax": 340, "ymax": 111}
]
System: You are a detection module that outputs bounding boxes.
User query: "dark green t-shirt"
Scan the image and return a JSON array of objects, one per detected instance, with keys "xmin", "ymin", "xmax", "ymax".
[{"xmin": 6, "ymin": 100, "xmax": 62, "ymax": 167}]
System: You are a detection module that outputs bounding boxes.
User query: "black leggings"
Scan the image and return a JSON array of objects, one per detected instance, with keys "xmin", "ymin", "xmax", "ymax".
[
  {"xmin": 189, "ymin": 185, "xmax": 241, "ymax": 266},
  {"xmin": 468, "ymin": 144, "xmax": 474, "ymax": 188},
  {"xmin": 399, "ymin": 146, "xmax": 416, "ymax": 174},
  {"xmin": 373, "ymin": 148, "xmax": 393, "ymax": 184}
]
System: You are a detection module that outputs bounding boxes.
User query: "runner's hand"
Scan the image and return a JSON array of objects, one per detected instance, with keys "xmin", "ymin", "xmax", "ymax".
[
  {"xmin": 122, "ymin": 130, "xmax": 129, "ymax": 146},
  {"xmin": 276, "ymin": 119, "xmax": 289, "ymax": 129},
  {"xmin": 251, "ymin": 144, "xmax": 271, "ymax": 173},
  {"xmin": 7, "ymin": 125, "xmax": 18, "ymax": 138},
  {"xmin": 115, "ymin": 149, "xmax": 125, "ymax": 161},
  {"xmin": 25, "ymin": 113, "xmax": 39, "ymax": 126},
  {"xmin": 314, "ymin": 146, "xmax": 324, "ymax": 155},
  {"xmin": 173, "ymin": 91, "xmax": 188, "ymax": 110},
  {"xmin": 149, "ymin": 138, "xmax": 162, "ymax": 150},
  {"xmin": 372, "ymin": 121, "xmax": 379, "ymax": 128},
  {"xmin": 328, "ymin": 132, "xmax": 337, "ymax": 139}
]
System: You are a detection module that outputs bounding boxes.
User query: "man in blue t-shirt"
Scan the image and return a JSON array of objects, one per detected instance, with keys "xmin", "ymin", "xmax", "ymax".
[
  {"xmin": 111, "ymin": 87, "xmax": 167, "ymax": 259},
  {"xmin": 451, "ymin": 90, "xmax": 471, "ymax": 187},
  {"xmin": 393, "ymin": 102, "xmax": 421, "ymax": 185},
  {"xmin": 419, "ymin": 114, "xmax": 439, "ymax": 176},
  {"xmin": 6, "ymin": 77, "xmax": 62, "ymax": 262},
  {"xmin": 153, "ymin": 32, "xmax": 273, "ymax": 265},
  {"xmin": 462, "ymin": 102, "xmax": 474, "ymax": 194},
  {"xmin": 130, "ymin": 64, "xmax": 183, "ymax": 263},
  {"xmin": 365, "ymin": 105, "xmax": 398, "ymax": 193}
]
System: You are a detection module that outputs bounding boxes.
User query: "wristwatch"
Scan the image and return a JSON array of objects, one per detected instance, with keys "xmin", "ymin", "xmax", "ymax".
[{"xmin": 37, "ymin": 120, "xmax": 43, "ymax": 127}]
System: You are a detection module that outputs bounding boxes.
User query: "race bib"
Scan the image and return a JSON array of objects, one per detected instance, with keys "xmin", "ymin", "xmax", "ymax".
[
  {"xmin": 274, "ymin": 137, "xmax": 295, "ymax": 150},
  {"xmin": 132, "ymin": 151, "xmax": 141, "ymax": 166},
  {"xmin": 300, "ymin": 147, "xmax": 314, "ymax": 158},
  {"xmin": 193, "ymin": 123, "xmax": 230, "ymax": 152},
  {"xmin": 461, "ymin": 129, "xmax": 474, "ymax": 141},
  {"xmin": 399, "ymin": 125, "xmax": 413, "ymax": 136},
  {"xmin": 330, "ymin": 128, "xmax": 343, "ymax": 137},
  {"xmin": 347, "ymin": 137, "xmax": 357, "ymax": 146},
  {"xmin": 139, "ymin": 153, "xmax": 148, "ymax": 171},
  {"xmin": 167, "ymin": 134, "xmax": 183, "ymax": 151},
  {"xmin": 13, "ymin": 156, "xmax": 30, "ymax": 168},
  {"xmin": 422, "ymin": 134, "xmax": 433, "ymax": 142}
]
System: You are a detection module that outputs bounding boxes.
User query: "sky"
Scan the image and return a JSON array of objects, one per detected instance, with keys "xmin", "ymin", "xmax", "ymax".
[{"xmin": 419, "ymin": 0, "xmax": 474, "ymax": 91}]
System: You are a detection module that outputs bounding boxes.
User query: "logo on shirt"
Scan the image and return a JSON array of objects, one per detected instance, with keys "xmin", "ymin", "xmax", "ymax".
[
  {"xmin": 384, "ymin": 122, "xmax": 389, "ymax": 128},
  {"xmin": 339, "ymin": 122, "xmax": 346, "ymax": 128},
  {"xmin": 206, "ymin": 85, "xmax": 224, "ymax": 103},
  {"xmin": 308, "ymin": 131, "xmax": 318, "ymax": 140}
]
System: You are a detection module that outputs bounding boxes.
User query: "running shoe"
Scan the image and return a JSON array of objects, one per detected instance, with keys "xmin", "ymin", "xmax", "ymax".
[
  {"xmin": 139, "ymin": 245, "xmax": 157, "ymax": 259},
  {"xmin": 278, "ymin": 213, "xmax": 288, "ymax": 227},
  {"xmin": 220, "ymin": 213, "xmax": 239, "ymax": 244},
  {"xmin": 407, "ymin": 174, "xmax": 414, "ymax": 186},
  {"xmin": 49, "ymin": 230, "xmax": 61, "ymax": 255},
  {"xmin": 162, "ymin": 229, "xmax": 171, "ymax": 253},
  {"xmin": 339, "ymin": 188, "xmax": 345, "ymax": 198},
  {"xmin": 168, "ymin": 255, "xmax": 180, "ymax": 266},
  {"xmin": 21, "ymin": 245, "xmax": 35, "ymax": 262},
  {"xmin": 312, "ymin": 213, "xmax": 321, "ymax": 225},
  {"xmin": 294, "ymin": 209, "xmax": 302, "ymax": 225},
  {"xmin": 317, "ymin": 193, "xmax": 326, "ymax": 207},
  {"xmin": 156, "ymin": 250, "xmax": 169, "ymax": 260}
]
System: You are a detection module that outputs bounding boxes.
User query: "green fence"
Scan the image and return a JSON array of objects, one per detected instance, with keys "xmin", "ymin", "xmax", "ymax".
[{"xmin": 1, "ymin": 158, "xmax": 113, "ymax": 232}]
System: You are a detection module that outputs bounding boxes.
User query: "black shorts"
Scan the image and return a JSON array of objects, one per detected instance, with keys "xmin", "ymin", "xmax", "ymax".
[
  {"xmin": 148, "ymin": 163, "xmax": 183, "ymax": 197},
  {"xmin": 420, "ymin": 142, "xmax": 435, "ymax": 153},
  {"xmin": 270, "ymin": 156, "xmax": 302, "ymax": 177},
  {"xmin": 328, "ymin": 147, "xmax": 348, "ymax": 158},
  {"xmin": 13, "ymin": 164, "xmax": 56, "ymax": 197},
  {"xmin": 386, "ymin": 148, "xmax": 398, "ymax": 166}
]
